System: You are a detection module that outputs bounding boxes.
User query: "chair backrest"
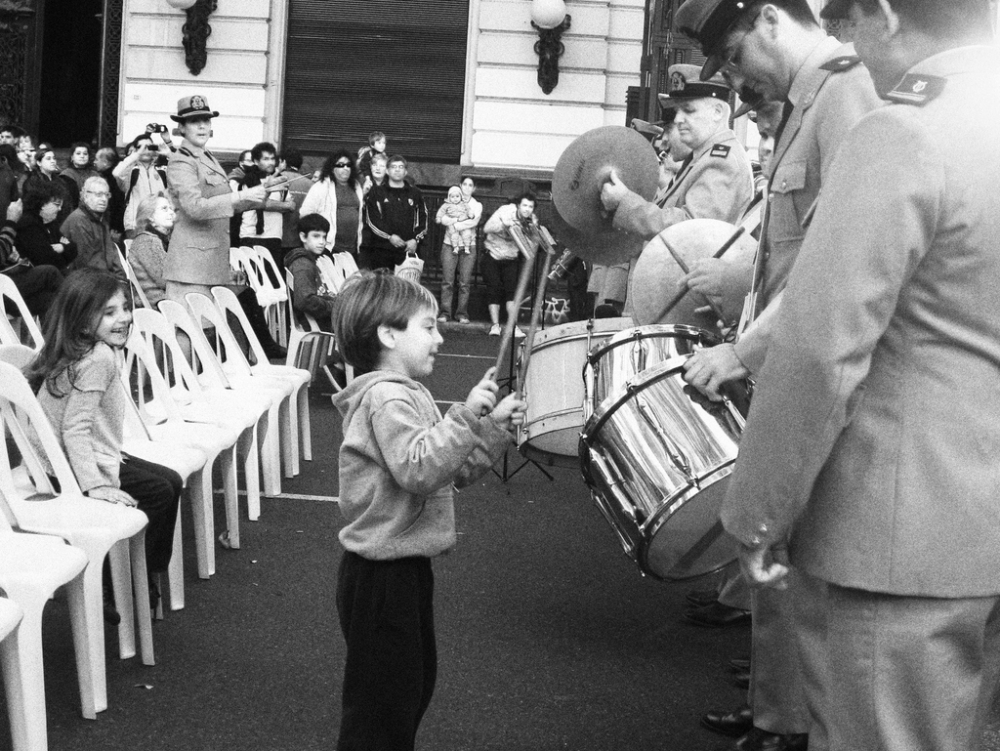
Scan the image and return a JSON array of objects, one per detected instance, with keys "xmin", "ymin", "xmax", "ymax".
[
  {"xmin": 155, "ymin": 300, "xmax": 233, "ymax": 391},
  {"xmin": 120, "ymin": 256, "xmax": 152, "ymax": 309},
  {"xmin": 122, "ymin": 321, "xmax": 189, "ymax": 426},
  {"xmin": 0, "ymin": 275, "xmax": 44, "ymax": 350},
  {"xmin": 253, "ymin": 245, "xmax": 288, "ymax": 296},
  {"xmin": 0, "ymin": 360, "xmax": 84, "ymax": 508},
  {"xmin": 211, "ymin": 286, "xmax": 270, "ymax": 367},
  {"xmin": 184, "ymin": 292, "xmax": 252, "ymax": 377},
  {"xmin": 237, "ymin": 247, "xmax": 271, "ymax": 296},
  {"xmin": 283, "ymin": 269, "xmax": 323, "ymax": 334}
]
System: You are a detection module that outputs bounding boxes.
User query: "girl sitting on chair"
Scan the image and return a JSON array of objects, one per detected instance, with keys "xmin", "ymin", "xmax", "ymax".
[{"xmin": 24, "ymin": 268, "xmax": 181, "ymax": 612}]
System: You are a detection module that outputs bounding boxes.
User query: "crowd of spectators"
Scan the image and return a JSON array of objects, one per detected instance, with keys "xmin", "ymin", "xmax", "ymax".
[{"xmin": 1, "ymin": 109, "xmax": 584, "ymax": 341}]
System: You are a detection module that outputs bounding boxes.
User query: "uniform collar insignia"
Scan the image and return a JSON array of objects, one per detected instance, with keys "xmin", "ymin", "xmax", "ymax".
[
  {"xmin": 886, "ymin": 73, "xmax": 947, "ymax": 106},
  {"xmin": 819, "ymin": 55, "xmax": 862, "ymax": 72}
]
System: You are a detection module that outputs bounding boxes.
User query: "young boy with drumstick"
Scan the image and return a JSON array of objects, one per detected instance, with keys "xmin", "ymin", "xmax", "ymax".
[{"xmin": 330, "ymin": 271, "xmax": 525, "ymax": 750}]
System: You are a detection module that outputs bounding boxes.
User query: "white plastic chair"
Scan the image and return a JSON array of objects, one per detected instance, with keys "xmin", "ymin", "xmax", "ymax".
[
  {"xmin": 123, "ymin": 324, "xmax": 241, "ymax": 579},
  {"xmin": 283, "ymin": 268, "xmax": 338, "ymax": 379},
  {"xmin": 0, "ymin": 276, "xmax": 44, "ymax": 351},
  {"xmin": 0, "ymin": 597, "xmax": 26, "ymax": 751},
  {"xmin": 211, "ymin": 285, "xmax": 313, "ymax": 470},
  {"xmin": 252, "ymin": 245, "xmax": 289, "ymax": 346},
  {"xmin": 118, "ymin": 252, "xmax": 152, "ymax": 310},
  {"xmin": 316, "ymin": 251, "xmax": 359, "ymax": 295},
  {"xmin": 0, "ymin": 360, "xmax": 154, "ymax": 712},
  {"xmin": 233, "ymin": 246, "xmax": 286, "ymax": 347},
  {"xmin": 155, "ymin": 300, "xmax": 284, "ymax": 504},
  {"xmin": 0, "ymin": 521, "xmax": 93, "ymax": 747},
  {"xmin": 185, "ymin": 292, "xmax": 299, "ymax": 480}
]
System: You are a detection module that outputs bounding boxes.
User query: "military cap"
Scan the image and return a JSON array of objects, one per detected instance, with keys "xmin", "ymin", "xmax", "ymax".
[
  {"xmin": 170, "ymin": 94, "xmax": 220, "ymax": 122},
  {"xmin": 674, "ymin": 0, "xmax": 757, "ymax": 78},
  {"xmin": 657, "ymin": 64, "xmax": 732, "ymax": 109}
]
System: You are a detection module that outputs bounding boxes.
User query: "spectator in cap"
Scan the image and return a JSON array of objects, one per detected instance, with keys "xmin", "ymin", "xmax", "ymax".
[{"xmin": 163, "ymin": 94, "xmax": 267, "ymax": 307}]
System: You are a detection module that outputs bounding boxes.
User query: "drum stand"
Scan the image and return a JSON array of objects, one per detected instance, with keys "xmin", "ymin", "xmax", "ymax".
[{"xmin": 491, "ymin": 226, "xmax": 557, "ymax": 484}]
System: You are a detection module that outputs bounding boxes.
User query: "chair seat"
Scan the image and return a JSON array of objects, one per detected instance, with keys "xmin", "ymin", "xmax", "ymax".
[
  {"xmin": 0, "ymin": 532, "xmax": 89, "ymax": 590},
  {"xmin": 0, "ymin": 596, "xmax": 22, "ymax": 641},
  {"xmin": 123, "ymin": 438, "xmax": 207, "ymax": 480}
]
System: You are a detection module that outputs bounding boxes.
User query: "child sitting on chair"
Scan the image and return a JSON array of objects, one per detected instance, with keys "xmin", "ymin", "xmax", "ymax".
[
  {"xmin": 436, "ymin": 186, "xmax": 476, "ymax": 255},
  {"xmin": 330, "ymin": 271, "xmax": 524, "ymax": 751},
  {"xmin": 285, "ymin": 212, "xmax": 337, "ymax": 333}
]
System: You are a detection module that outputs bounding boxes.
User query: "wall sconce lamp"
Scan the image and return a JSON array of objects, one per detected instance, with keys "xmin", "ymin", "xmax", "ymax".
[
  {"xmin": 531, "ymin": 0, "xmax": 571, "ymax": 95},
  {"xmin": 165, "ymin": 0, "xmax": 218, "ymax": 76}
]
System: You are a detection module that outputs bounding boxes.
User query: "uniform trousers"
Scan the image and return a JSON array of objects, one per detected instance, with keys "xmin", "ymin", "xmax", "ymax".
[
  {"xmin": 809, "ymin": 578, "xmax": 1000, "ymax": 751},
  {"xmin": 118, "ymin": 453, "xmax": 182, "ymax": 573},
  {"xmin": 750, "ymin": 567, "xmax": 825, "ymax": 738},
  {"xmin": 336, "ymin": 551, "xmax": 436, "ymax": 751}
]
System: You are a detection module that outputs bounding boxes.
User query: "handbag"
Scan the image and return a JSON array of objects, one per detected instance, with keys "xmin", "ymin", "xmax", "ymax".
[{"xmin": 394, "ymin": 249, "xmax": 424, "ymax": 285}]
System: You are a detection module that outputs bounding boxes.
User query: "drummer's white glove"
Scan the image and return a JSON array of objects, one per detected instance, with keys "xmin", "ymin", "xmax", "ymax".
[
  {"xmin": 600, "ymin": 170, "xmax": 631, "ymax": 212},
  {"xmin": 681, "ymin": 343, "xmax": 749, "ymax": 402},
  {"xmin": 738, "ymin": 542, "xmax": 790, "ymax": 590}
]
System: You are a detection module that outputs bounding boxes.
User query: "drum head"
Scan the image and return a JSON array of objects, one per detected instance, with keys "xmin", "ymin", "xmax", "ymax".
[{"xmin": 631, "ymin": 218, "xmax": 758, "ymax": 328}]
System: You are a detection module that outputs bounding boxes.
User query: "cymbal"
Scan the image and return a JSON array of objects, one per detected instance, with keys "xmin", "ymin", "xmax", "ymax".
[
  {"xmin": 546, "ymin": 207, "xmax": 643, "ymax": 266},
  {"xmin": 630, "ymin": 218, "xmax": 758, "ymax": 329},
  {"xmin": 553, "ymin": 126, "xmax": 659, "ymax": 235}
]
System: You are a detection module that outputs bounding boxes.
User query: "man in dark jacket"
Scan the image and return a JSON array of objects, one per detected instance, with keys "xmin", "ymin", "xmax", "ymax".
[
  {"xmin": 61, "ymin": 176, "xmax": 125, "ymax": 278},
  {"xmin": 361, "ymin": 155, "xmax": 427, "ymax": 271}
]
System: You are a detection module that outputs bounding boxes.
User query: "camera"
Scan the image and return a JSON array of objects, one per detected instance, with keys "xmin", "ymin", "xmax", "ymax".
[{"xmin": 147, "ymin": 123, "xmax": 168, "ymax": 134}]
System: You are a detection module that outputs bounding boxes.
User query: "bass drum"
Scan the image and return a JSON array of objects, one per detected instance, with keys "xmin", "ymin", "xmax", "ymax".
[
  {"xmin": 584, "ymin": 324, "xmax": 717, "ymax": 418},
  {"xmin": 519, "ymin": 318, "xmax": 631, "ymax": 467},
  {"xmin": 580, "ymin": 356, "xmax": 747, "ymax": 580}
]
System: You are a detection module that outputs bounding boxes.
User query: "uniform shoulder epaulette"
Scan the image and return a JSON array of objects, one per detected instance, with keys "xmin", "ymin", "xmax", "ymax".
[
  {"xmin": 178, "ymin": 147, "xmax": 194, "ymax": 158},
  {"xmin": 710, "ymin": 144, "xmax": 731, "ymax": 158},
  {"xmin": 820, "ymin": 55, "xmax": 862, "ymax": 72},
  {"xmin": 886, "ymin": 74, "xmax": 947, "ymax": 106}
]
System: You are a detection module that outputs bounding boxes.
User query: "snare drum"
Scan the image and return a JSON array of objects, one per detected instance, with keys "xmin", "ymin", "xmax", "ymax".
[
  {"xmin": 580, "ymin": 356, "xmax": 746, "ymax": 580},
  {"xmin": 585, "ymin": 324, "xmax": 717, "ymax": 418},
  {"xmin": 519, "ymin": 318, "xmax": 631, "ymax": 467}
]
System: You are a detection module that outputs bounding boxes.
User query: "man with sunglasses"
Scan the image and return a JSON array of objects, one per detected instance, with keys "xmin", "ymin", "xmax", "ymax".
[{"xmin": 672, "ymin": 1, "xmax": 881, "ymax": 749}]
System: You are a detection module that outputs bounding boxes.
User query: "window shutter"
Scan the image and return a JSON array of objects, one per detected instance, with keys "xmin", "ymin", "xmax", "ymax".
[{"xmin": 283, "ymin": 0, "xmax": 469, "ymax": 163}]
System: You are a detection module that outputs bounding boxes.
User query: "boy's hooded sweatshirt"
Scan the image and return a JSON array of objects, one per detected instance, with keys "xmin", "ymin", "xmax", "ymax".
[{"xmin": 332, "ymin": 369, "xmax": 511, "ymax": 560}]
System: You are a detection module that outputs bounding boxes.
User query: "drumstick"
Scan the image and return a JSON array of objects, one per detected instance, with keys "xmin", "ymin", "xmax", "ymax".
[
  {"xmin": 492, "ymin": 231, "xmax": 539, "ymax": 380},
  {"xmin": 515, "ymin": 226, "xmax": 557, "ymax": 400},
  {"xmin": 654, "ymin": 225, "xmax": 747, "ymax": 322}
]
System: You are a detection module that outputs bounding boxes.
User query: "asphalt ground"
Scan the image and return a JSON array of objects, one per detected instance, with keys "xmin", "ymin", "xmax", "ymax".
[{"xmin": 4, "ymin": 324, "xmax": 998, "ymax": 750}]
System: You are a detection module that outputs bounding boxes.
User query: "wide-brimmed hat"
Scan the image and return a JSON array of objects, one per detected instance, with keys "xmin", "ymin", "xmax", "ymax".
[
  {"xmin": 657, "ymin": 64, "xmax": 731, "ymax": 109},
  {"xmin": 170, "ymin": 94, "xmax": 219, "ymax": 122}
]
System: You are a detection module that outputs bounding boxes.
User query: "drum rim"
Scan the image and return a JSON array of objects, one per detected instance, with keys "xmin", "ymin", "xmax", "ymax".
[
  {"xmin": 529, "ymin": 316, "xmax": 634, "ymax": 349},
  {"xmin": 586, "ymin": 324, "xmax": 718, "ymax": 364}
]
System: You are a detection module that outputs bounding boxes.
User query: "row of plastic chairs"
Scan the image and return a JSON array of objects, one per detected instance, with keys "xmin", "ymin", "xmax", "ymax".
[{"xmin": 0, "ymin": 279, "xmax": 312, "ymax": 750}]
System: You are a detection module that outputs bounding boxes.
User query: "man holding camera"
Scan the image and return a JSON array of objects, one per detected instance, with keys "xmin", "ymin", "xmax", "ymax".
[{"xmin": 112, "ymin": 123, "xmax": 175, "ymax": 238}]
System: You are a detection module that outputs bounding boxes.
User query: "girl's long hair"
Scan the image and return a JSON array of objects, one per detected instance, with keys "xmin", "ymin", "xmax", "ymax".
[{"xmin": 25, "ymin": 269, "xmax": 130, "ymax": 397}]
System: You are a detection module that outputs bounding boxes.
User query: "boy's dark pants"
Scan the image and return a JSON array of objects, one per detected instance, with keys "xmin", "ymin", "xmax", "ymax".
[{"xmin": 336, "ymin": 551, "xmax": 436, "ymax": 751}]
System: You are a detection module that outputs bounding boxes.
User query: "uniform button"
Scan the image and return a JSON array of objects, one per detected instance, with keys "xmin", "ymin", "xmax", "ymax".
[{"xmin": 781, "ymin": 181, "xmax": 787, "ymax": 190}]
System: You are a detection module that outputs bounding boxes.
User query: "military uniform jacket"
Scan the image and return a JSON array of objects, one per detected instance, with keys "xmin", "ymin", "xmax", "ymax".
[
  {"xmin": 165, "ymin": 139, "xmax": 259, "ymax": 285},
  {"xmin": 733, "ymin": 39, "xmax": 882, "ymax": 373},
  {"xmin": 612, "ymin": 128, "xmax": 753, "ymax": 240},
  {"xmin": 721, "ymin": 46, "xmax": 1000, "ymax": 597}
]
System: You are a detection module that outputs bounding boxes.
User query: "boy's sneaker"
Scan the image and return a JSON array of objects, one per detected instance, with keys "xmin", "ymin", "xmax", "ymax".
[
  {"xmin": 513, "ymin": 326, "xmax": 526, "ymax": 339},
  {"xmin": 437, "ymin": 314, "xmax": 448, "ymax": 323},
  {"xmin": 452, "ymin": 247, "xmax": 460, "ymax": 255},
  {"xmin": 462, "ymin": 246, "xmax": 471, "ymax": 255},
  {"xmin": 457, "ymin": 317, "xmax": 471, "ymax": 324},
  {"xmin": 488, "ymin": 323, "xmax": 501, "ymax": 336}
]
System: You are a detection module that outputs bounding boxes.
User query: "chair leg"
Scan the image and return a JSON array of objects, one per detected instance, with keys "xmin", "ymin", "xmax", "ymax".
[
  {"xmin": 261, "ymin": 405, "xmax": 282, "ymax": 497},
  {"xmin": 167, "ymin": 484, "xmax": 187, "ymax": 610},
  {"xmin": 128, "ymin": 534, "xmax": 154, "ymax": 666},
  {"xmin": 280, "ymin": 394, "xmax": 296, "ymax": 478},
  {"xmin": 0, "ymin": 623, "xmax": 29, "ymax": 751},
  {"xmin": 63, "ymin": 571, "xmax": 98, "ymax": 721},
  {"xmin": 220, "ymin": 444, "xmax": 239, "ymax": 557},
  {"xmin": 299, "ymin": 384, "xmax": 312, "ymax": 462},
  {"xmin": 239, "ymin": 425, "xmax": 260, "ymax": 525},
  {"xmin": 109, "ymin": 543, "xmax": 135, "ymax": 662},
  {"xmin": 191, "ymin": 463, "xmax": 215, "ymax": 580}
]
